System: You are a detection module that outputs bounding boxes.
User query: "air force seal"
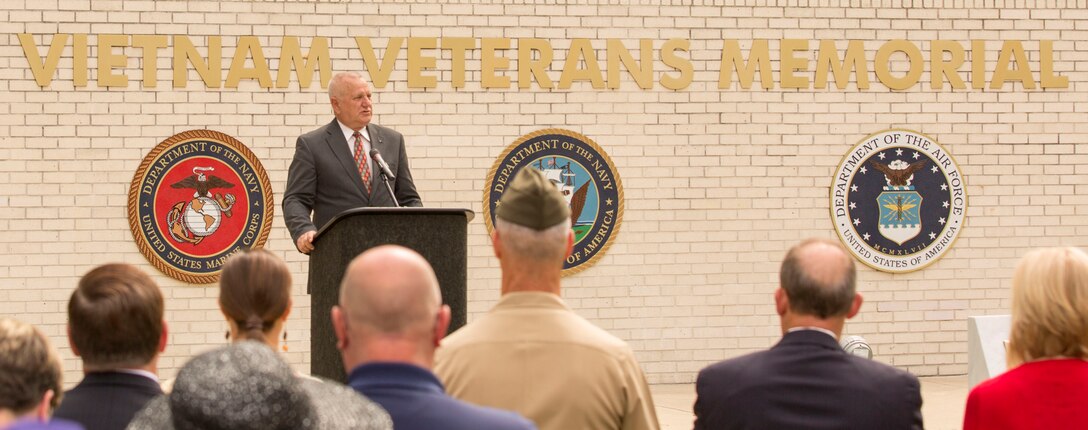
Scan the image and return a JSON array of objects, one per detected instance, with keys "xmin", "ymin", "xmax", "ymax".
[
  {"xmin": 127, "ymin": 130, "xmax": 274, "ymax": 283},
  {"xmin": 831, "ymin": 130, "xmax": 967, "ymax": 273},
  {"xmin": 484, "ymin": 129, "xmax": 623, "ymax": 276}
]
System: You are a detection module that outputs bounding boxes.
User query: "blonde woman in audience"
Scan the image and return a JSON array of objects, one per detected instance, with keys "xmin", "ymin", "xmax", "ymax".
[{"xmin": 964, "ymin": 246, "xmax": 1088, "ymax": 430}]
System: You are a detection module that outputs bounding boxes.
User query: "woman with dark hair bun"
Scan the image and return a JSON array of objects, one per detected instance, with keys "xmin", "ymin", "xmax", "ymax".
[
  {"xmin": 219, "ymin": 248, "xmax": 293, "ymax": 350},
  {"xmin": 149, "ymin": 248, "xmax": 393, "ymax": 430}
]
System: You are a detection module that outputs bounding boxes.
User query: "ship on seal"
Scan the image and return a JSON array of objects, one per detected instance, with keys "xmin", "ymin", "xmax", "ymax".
[{"xmin": 534, "ymin": 157, "xmax": 589, "ymax": 227}]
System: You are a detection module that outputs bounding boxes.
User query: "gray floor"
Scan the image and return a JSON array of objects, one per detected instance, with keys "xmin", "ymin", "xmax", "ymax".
[{"xmin": 652, "ymin": 375, "xmax": 968, "ymax": 430}]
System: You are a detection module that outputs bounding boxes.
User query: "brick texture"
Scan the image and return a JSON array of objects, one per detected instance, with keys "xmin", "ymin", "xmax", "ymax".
[{"xmin": 1, "ymin": 0, "xmax": 1086, "ymax": 386}]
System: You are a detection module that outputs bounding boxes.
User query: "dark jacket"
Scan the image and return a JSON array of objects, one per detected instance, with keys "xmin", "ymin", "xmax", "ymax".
[
  {"xmin": 347, "ymin": 362, "xmax": 537, "ymax": 430},
  {"xmin": 53, "ymin": 371, "xmax": 162, "ymax": 430},
  {"xmin": 695, "ymin": 329, "xmax": 924, "ymax": 430}
]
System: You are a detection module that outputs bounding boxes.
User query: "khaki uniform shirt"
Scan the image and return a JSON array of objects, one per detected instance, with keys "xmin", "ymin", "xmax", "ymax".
[{"xmin": 434, "ymin": 292, "xmax": 659, "ymax": 430}]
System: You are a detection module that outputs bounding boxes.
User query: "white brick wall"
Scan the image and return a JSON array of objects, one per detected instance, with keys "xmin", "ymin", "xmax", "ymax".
[{"xmin": 2, "ymin": 0, "xmax": 1086, "ymax": 386}]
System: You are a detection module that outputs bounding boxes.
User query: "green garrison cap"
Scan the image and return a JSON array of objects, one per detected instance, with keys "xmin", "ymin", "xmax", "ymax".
[{"xmin": 496, "ymin": 168, "xmax": 571, "ymax": 230}]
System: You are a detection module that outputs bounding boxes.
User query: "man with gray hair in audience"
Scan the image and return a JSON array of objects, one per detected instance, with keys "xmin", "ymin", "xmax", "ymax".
[
  {"xmin": 435, "ymin": 168, "xmax": 659, "ymax": 430},
  {"xmin": 334, "ymin": 245, "xmax": 536, "ymax": 430},
  {"xmin": 694, "ymin": 238, "xmax": 923, "ymax": 429}
]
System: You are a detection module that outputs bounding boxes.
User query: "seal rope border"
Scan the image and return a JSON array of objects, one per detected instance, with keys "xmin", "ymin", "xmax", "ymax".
[
  {"xmin": 127, "ymin": 129, "xmax": 275, "ymax": 284},
  {"xmin": 828, "ymin": 128, "xmax": 969, "ymax": 274},
  {"xmin": 483, "ymin": 128, "xmax": 625, "ymax": 277}
]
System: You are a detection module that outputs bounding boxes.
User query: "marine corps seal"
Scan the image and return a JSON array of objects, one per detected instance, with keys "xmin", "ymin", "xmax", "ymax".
[
  {"xmin": 831, "ymin": 129, "xmax": 967, "ymax": 273},
  {"xmin": 127, "ymin": 130, "xmax": 274, "ymax": 283},
  {"xmin": 484, "ymin": 129, "xmax": 624, "ymax": 276}
]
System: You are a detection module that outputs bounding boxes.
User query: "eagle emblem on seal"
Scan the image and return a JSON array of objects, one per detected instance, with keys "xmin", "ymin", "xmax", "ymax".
[
  {"xmin": 869, "ymin": 159, "xmax": 928, "ymax": 245},
  {"xmin": 869, "ymin": 159, "xmax": 928, "ymax": 187}
]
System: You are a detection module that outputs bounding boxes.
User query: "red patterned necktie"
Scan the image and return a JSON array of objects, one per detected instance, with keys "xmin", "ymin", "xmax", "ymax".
[{"xmin": 353, "ymin": 131, "xmax": 372, "ymax": 194}]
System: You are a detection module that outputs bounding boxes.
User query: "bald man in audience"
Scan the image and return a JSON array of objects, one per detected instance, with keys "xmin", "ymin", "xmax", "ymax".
[
  {"xmin": 694, "ymin": 238, "xmax": 923, "ymax": 430},
  {"xmin": 435, "ymin": 168, "xmax": 659, "ymax": 430},
  {"xmin": 333, "ymin": 245, "xmax": 536, "ymax": 430}
]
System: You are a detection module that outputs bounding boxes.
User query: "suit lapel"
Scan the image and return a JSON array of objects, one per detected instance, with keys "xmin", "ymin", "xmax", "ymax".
[
  {"xmin": 324, "ymin": 120, "xmax": 370, "ymax": 203},
  {"xmin": 368, "ymin": 124, "xmax": 390, "ymax": 158}
]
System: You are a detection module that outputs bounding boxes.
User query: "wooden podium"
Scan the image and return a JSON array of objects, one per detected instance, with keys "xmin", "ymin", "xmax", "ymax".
[{"xmin": 307, "ymin": 207, "xmax": 474, "ymax": 381}]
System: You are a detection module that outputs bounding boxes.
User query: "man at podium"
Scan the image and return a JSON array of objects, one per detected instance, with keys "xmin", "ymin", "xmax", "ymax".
[{"xmin": 283, "ymin": 71, "xmax": 422, "ymax": 254}]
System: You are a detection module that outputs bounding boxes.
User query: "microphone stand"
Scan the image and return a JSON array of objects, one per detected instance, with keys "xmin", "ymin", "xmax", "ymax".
[
  {"xmin": 379, "ymin": 170, "xmax": 400, "ymax": 207},
  {"xmin": 370, "ymin": 146, "xmax": 400, "ymax": 207}
]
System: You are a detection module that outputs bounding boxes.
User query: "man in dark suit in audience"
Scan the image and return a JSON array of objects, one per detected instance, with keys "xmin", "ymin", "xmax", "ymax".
[
  {"xmin": 54, "ymin": 264, "xmax": 167, "ymax": 430},
  {"xmin": 694, "ymin": 238, "xmax": 924, "ymax": 430},
  {"xmin": 332, "ymin": 245, "xmax": 536, "ymax": 430}
]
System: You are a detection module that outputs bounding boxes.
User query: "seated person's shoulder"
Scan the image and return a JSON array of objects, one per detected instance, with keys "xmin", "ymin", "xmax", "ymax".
[
  {"xmin": 298, "ymin": 376, "xmax": 393, "ymax": 430},
  {"xmin": 452, "ymin": 400, "xmax": 537, "ymax": 430},
  {"xmin": 560, "ymin": 313, "xmax": 642, "ymax": 358},
  {"xmin": 848, "ymin": 355, "xmax": 920, "ymax": 388},
  {"xmin": 5, "ymin": 419, "xmax": 85, "ymax": 430},
  {"xmin": 698, "ymin": 348, "xmax": 774, "ymax": 380}
]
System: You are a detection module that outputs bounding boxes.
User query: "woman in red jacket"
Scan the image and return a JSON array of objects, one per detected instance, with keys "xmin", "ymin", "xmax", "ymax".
[{"xmin": 964, "ymin": 247, "xmax": 1088, "ymax": 430}]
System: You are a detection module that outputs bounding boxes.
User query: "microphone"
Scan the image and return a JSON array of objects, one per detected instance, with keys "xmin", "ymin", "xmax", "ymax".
[
  {"xmin": 369, "ymin": 149, "xmax": 395, "ymax": 180},
  {"xmin": 370, "ymin": 147, "xmax": 400, "ymax": 207}
]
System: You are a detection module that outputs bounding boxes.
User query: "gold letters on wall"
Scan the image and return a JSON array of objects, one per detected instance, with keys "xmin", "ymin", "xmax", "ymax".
[
  {"xmin": 17, "ymin": 34, "xmax": 1069, "ymax": 91},
  {"xmin": 716, "ymin": 39, "xmax": 1067, "ymax": 91}
]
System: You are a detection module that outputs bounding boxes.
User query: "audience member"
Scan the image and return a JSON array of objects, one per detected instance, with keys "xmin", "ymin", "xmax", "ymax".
[
  {"xmin": 160, "ymin": 248, "xmax": 299, "ymax": 391},
  {"xmin": 210, "ymin": 248, "xmax": 391, "ymax": 427},
  {"xmin": 963, "ymin": 246, "xmax": 1088, "ymax": 430},
  {"xmin": 693, "ymin": 238, "xmax": 923, "ymax": 430},
  {"xmin": 218, "ymin": 248, "xmax": 296, "ymax": 354},
  {"xmin": 334, "ymin": 245, "xmax": 536, "ymax": 430},
  {"xmin": 434, "ymin": 168, "xmax": 659, "ymax": 430},
  {"xmin": 54, "ymin": 264, "xmax": 167, "ymax": 430},
  {"xmin": 128, "ymin": 341, "xmax": 391, "ymax": 430},
  {"xmin": 0, "ymin": 318, "xmax": 81, "ymax": 430}
]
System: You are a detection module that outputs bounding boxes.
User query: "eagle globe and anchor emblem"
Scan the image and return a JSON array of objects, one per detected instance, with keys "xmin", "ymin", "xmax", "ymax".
[
  {"xmin": 166, "ymin": 167, "xmax": 237, "ymax": 245},
  {"xmin": 128, "ymin": 129, "xmax": 275, "ymax": 284}
]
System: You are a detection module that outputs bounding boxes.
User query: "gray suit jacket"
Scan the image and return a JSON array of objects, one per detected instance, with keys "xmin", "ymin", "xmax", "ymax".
[{"xmin": 282, "ymin": 120, "xmax": 422, "ymax": 246}]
